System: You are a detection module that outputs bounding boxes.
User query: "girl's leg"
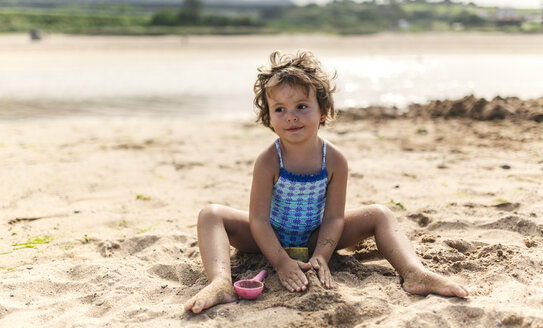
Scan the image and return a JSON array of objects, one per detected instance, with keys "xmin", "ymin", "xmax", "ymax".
[
  {"xmin": 184, "ymin": 204, "xmax": 259, "ymax": 314},
  {"xmin": 337, "ymin": 204, "xmax": 469, "ymax": 298}
]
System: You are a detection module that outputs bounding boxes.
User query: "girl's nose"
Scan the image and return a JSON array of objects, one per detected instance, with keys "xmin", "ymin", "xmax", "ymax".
[{"xmin": 286, "ymin": 110, "xmax": 298, "ymax": 121}]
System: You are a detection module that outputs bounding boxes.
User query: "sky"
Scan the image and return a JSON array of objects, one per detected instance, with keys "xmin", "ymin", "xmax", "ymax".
[{"xmin": 291, "ymin": 0, "xmax": 542, "ymax": 9}]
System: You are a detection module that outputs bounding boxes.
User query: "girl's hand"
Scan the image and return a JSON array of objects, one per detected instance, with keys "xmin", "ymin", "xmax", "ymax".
[
  {"xmin": 276, "ymin": 258, "xmax": 312, "ymax": 292},
  {"xmin": 309, "ymin": 256, "xmax": 335, "ymax": 289}
]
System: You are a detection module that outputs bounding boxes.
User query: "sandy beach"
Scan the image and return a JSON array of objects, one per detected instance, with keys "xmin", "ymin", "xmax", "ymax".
[
  {"xmin": 1, "ymin": 33, "xmax": 543, "ymax": 327},
  {"xmin": 1, "ymin": 111, "xmax": 542, "ymax": 327}
]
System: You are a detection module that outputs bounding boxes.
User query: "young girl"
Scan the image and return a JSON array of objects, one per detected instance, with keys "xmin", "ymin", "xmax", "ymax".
[{"xmin": 185, "ymin": 50, "xmax": 469, "ymax": 314}]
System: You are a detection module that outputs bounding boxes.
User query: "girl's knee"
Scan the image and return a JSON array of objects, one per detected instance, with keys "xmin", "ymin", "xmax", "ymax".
[
  {"xmin": 198, "ymin": 204, "xmax": 223, "ymax": 227},
  {"xmin": 372, "ymin": 204, "xmax": 397, "ymax": 226}
]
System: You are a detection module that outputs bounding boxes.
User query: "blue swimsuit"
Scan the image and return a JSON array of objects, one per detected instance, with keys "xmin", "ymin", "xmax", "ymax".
[{"xmin": 269, "ymin": 139, "xmax": 328, "ymax": 247}]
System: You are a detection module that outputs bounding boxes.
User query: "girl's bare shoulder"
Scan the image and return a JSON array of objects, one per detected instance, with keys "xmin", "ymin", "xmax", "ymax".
[
  {"xmin": 253, "ymin": 141, "xmax": 280, "ymax": 174},
  {"xmin": 324, "ymin": 139, "xmax": 348, "ymax": 172}
]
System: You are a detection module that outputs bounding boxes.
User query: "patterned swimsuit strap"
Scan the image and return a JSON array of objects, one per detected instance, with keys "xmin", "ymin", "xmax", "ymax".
[
  {"xmin": 321, "ymin": 140, "xmax": 327, "ymax": 171},
  {"xmin": 274, "ymin": 139, "xmax": 284, "ymax": 169},
  {"xmin": 274, "ymin": 139, "xmax": 327, "ymax": 171}
]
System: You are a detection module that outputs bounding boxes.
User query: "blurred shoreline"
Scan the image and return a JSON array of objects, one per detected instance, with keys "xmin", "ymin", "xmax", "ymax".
[
  {"xmin": 2, "ymin": 32, "xmax": 543, "ymax": 120},
  {"xmin": 4, "ymin": 32, "xmax": 543, "ymax": 53}
]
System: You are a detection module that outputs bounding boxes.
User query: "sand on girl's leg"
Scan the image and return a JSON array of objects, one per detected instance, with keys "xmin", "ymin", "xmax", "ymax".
[
  {"xmin": 401, "ymin": 268, "xmax": 469, "ymax": 298},
  {"xmin": 184, "ymin": 278, "xmax": 238, "ymax": 314}
]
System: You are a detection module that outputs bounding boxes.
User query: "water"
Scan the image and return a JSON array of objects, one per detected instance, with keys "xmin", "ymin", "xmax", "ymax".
[
  {"xmin": 332, "ymin": 53, "xmax": 543, "ymax": 110},
  {"xmin": 1, "ymin": 35, "xmax": 543, "ymax": 120}
]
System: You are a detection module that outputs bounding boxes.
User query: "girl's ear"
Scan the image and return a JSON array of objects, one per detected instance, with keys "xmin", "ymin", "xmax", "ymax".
[{"xmin": 320, "ymin": 111, "xmax": 327, "ymax": 123}]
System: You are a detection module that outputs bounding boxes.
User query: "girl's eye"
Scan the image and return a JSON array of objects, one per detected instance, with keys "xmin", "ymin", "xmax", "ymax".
[
  {"xmin": 297, "ymin": 104, "xmax": 308, "ymax": 110},
  {"xmin": 275, "ymin": 107, "xmax": 285, "ymax": 113}
]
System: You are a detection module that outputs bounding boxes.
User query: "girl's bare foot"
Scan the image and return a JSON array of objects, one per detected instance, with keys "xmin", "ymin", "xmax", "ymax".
[
  {"xmin": 184, "ymin": 277, "xmax": 237, "ymax": 314},
  {"xmin": 401, "ymin": 268, "xmax": 469, "ymax": 298}
]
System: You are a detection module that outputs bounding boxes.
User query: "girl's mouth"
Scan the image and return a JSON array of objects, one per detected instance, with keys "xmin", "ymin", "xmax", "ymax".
[{"xmin": 286, "ymin": 126, "xmax": 303, "ymax": 132}]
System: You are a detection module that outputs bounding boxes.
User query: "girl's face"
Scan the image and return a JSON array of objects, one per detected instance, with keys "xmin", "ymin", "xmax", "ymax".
[{"xmin": 267, "ymin": 83, "xmax": 326, "ymax": 144}]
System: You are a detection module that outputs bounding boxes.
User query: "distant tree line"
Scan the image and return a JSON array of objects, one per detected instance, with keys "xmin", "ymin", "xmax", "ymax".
[
  {"xmin": 148, "ymin": 0, "xmax": 521, "ymax": 33},
  {"xmin": 0, "ymin": 11, "xmax": 147, "ymax": 34},
  {"xmin": 1, "ymin": 0, "xmax": 541, "ymax": 35},
  {"xmin": 150, "ymin": 0, "xmax": 262, "ymax": 27}
]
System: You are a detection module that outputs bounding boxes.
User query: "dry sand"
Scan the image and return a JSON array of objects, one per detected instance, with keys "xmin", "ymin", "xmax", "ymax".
[
  {"xmin": 1, "ymin": 111, "xmax": 542, "ymax": 327},
  {"xmin": 1, "ymin": 33, "xmax": 543, "ymax": 327}
]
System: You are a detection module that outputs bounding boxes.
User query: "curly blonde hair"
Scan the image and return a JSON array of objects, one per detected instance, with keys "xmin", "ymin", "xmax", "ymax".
[{"xmin": 253, "ymin": 50, "xmax": 336, "ymax": 130}]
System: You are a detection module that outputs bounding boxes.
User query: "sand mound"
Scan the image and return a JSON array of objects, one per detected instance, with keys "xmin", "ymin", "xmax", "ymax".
[{"xmin": 341, "ymin": 95, "xmax": 543, "ymax": 122}]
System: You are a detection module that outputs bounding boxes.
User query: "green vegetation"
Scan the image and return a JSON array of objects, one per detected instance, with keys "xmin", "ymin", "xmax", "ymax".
[
  {"xmin": 137, "ymin": 222, "xmax": 161, "ymax": 234},
  {"xmin": 81, "ymin": 234, "xmax": 91, "ymax": 244},
  {"xmin": 0, "ymin": 0, "xmax": 542, "ymax": 35},
  {"xmin": 136, "ymin": 194, "xmax": 151, "ymax": 201},
  {"xmin": 11, "ymin": 235, "xmax": 52, "ymax": 250},
  {"xmin": 0, "ymin": 11, "xmax": 147, "ymax": 34},
  {"xmin": 390, "ymin": 200, "xmax": 406, "ymax": 210},
  {"xmin": 415, "ymin": 127, "xmax": 428, "ymax": 134}
]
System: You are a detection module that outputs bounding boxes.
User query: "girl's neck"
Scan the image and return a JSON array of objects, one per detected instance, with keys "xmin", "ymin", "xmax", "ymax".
[{"xmin": 278, "ymin": 136, "xmax": 323, "ymax": 174}]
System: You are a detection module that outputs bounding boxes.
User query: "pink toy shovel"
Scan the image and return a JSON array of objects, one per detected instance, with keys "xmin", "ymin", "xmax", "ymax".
[{"xmin": 234, "ymin": 270, "xmax": 268, "ymax": 300}]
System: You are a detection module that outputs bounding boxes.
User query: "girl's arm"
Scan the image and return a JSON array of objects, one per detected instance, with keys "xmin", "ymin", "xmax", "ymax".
[
  {"xmin": 310, "ymin": 144, "xmax": 348, "ymax": 288},
  {"xmin": 249, "ymin": 148, "xmax": 311, "ymax": 292}
]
